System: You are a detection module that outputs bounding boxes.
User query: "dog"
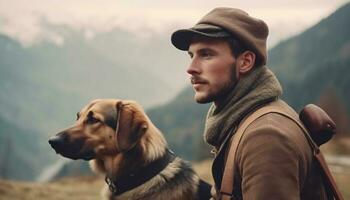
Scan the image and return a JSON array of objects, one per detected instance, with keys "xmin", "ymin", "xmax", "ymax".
[{"xmin": 48, "ymin": 99, "xmax": 211, "ymax": 200}]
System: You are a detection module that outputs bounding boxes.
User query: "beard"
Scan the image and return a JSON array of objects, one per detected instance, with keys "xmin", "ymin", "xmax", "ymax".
[{"xmin": 195, "ymin": 62, "xmax": 238, "ymax": 104}]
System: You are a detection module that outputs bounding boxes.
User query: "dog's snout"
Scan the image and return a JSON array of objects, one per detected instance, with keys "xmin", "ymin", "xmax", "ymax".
[{"xmin": 48, "ymin": 134, "xmax": 68, "ymax": 150}]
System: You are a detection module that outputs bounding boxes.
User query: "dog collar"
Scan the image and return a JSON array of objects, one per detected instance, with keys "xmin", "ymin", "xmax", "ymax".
[{"xmin": 105, "ymin": 149, "xmax": 176, "ymax": 196}]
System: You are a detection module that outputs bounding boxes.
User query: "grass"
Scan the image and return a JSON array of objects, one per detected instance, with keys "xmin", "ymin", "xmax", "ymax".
[
  {"xmin": 0, "ymin": 158, "xmax": 349, "ymax": 199},
  {"xmin": 0, "ymin": 176, "xmax": 104, "ymax": 200}
]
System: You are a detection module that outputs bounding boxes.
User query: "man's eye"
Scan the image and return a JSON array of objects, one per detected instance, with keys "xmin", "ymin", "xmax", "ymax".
[{"xmin": 201, "ymin": 52, "xmax": 211, "ymax": 58}]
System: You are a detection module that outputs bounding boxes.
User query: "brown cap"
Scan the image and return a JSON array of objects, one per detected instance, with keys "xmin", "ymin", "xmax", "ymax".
[{"xmin": 171, "ymin": 7, "xmax": 269, "ymax": 65}]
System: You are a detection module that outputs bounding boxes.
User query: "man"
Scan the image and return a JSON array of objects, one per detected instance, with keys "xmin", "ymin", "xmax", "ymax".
[{"xmin": 171, "ymin": 7, "xmax": 329, "ymax": 199}]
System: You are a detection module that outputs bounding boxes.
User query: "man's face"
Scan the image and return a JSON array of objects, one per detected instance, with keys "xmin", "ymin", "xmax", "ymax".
[{"xmin": 187, "ymin": 38, "xmax": 237, "ymax": 104}]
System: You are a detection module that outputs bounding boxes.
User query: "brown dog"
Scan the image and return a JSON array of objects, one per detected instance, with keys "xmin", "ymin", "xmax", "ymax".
[{"xmin": 49, "ymin": 99, "xmax": 211, "ymax": 200}]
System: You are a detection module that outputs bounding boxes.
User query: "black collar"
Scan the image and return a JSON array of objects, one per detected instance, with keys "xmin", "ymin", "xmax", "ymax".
[{"xmin": 105, "ymin": 149, "xmax": 176, "ymax": 196}]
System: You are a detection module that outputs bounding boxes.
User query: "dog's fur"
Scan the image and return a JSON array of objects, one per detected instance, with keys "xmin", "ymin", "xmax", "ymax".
[{"xmin": 49, "ymin": 99, "xmax": 209, "ymax": 200}]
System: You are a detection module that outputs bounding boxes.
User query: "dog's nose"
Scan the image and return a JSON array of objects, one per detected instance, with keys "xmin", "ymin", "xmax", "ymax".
[{"xmin": 48, "ymin": 134, "xmax": 68, "ymax": 150}]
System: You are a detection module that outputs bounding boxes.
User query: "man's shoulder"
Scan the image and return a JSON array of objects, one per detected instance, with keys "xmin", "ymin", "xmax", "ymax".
[
  {"xmin": 238, "ymin": 99, "xmax": 311, "ymax": 156},
  {"xmin": 244, "ymin": 99, "xmax": 300, "ymax": 134}
]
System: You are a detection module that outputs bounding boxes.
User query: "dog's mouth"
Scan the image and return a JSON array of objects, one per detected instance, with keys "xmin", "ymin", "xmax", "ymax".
[
  {"xmin": 57, "ymin": 148, "xmax": 95, "ymax": 161},
  {"xmin": 48, "ymin": 134, "xmax": 96, "ymax": 161}
]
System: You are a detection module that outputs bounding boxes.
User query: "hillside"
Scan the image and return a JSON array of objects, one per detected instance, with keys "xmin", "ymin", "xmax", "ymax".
[
  {"xmin": 0, "ymin": 25, "xmax": 187, "ymax": 180},
  {"xmin": 268, "ymin": 2, "xmax": 350, "ymax": 111},
  {"xmin": 0, "ymin": 160, "xmax": 214, "ymax": 200},
  {"xmin": 1, "ymin": 3, "xmax": 350, "ymax": 182},
  {"xmin": 148, "ymin": 87, "xmax": 211, "ymax": 160},
  {"xmin": 148, "ymin": 2, "xmax": 350, "ymax": 161},
  {"xmin": 0, "ymin": 30, "xmax": 175, "ymax": 135},
  {"xmin": 1, "ymin": 159, "xmax": 350, "ymax": 200},
  {"xmin": 0, "ymin": 116, "xmax": 49, "ymax": 181}
]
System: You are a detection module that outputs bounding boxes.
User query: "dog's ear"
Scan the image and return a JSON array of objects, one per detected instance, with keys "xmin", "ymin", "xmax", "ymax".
[{"xmin": 115, "ymin": 101, "xmax": 148, "ymax": 152}]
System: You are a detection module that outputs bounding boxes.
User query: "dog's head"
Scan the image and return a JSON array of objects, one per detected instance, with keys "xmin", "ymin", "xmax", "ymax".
[{"xmin": 48, "ymin": 99, "xmax": 149, "ymax": 160}]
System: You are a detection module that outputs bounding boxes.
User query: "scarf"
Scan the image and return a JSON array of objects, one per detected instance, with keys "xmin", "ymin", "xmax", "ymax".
[{"xmin": 204, "ymin": 65, "xmax": 282, "ymax": 147}]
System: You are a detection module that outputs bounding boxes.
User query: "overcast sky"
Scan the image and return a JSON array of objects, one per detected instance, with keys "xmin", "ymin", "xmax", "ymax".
[{"xmin": 0, "ymin": 0, "xmax": 348, "ymax": 47}]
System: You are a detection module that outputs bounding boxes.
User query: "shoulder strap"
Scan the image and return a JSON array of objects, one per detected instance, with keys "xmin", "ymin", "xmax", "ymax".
[{"xmin": 219, "ymin": 104, "xmax": 344, "ymax": 200}]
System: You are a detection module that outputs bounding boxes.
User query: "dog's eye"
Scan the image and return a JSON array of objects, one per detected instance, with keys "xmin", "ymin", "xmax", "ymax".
[
  {"xmin": 87, "ymin": 116, "xmax": 100, "ymax": 124},
  {"xmin": 86, "ymin": 111, "xmax": 100, "ymax": 124},
  {"xmin": 76, "ymin": 112, "xmax": 80, "ymax": 120}
]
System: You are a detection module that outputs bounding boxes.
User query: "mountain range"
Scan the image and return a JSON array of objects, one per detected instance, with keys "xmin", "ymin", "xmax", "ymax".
[
  {"xmin": 1, "ymin": 2, "xmax": 349, "ymax": 180},
  {"xmin": 0, "ymin": 24, "xmax": 187, "ymax": 180}
]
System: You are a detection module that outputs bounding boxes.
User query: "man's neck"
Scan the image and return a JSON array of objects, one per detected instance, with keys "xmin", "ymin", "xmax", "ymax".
[{"xmin": 214, "ymin": 100, "xmax": 223, "ymax": 109}]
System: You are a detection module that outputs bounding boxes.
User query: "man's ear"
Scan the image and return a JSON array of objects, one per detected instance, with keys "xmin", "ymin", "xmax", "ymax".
[
  {"xmin": 236, "ymin": 50, "xmax": 256, "ymax": 79},
  {"xmin": 115, "ymin": 101, "xmax": 148, "ymax": 152}
]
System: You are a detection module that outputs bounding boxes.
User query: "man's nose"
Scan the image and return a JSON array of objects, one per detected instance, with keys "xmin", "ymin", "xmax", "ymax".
[{"xmin": 186, "ymin": 59, "xmax": 201, "ymax": 75}]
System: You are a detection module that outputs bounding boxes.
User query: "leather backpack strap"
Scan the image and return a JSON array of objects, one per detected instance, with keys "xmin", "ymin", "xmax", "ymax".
[
  {"xmin": 219, "ymin": 104, "xmax": 344, "ymax": 200},
  {"xmin": 219, "ymin": 105, "xmax": 281, "ymax": 199},
  {"xmin": 315, "ymin": 152, "xmax": 344, "ymax": 200},
  {"xmin": 268, "ymin": 110, "xmax": 344, "ymax": 200}
]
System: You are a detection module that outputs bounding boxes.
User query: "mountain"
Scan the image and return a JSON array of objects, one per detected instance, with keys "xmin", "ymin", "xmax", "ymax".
[
  {"xmin": 0, "ymin": 116, "xmax": 49, "ymax": 180},
  {"xmin": 148, "ymin": 87, "xmax": 211, "ymax": 160},
  {"xmin": 268, "ymin": 2, "xmax": 350, "ymax": 111},
  {"xmin": 0, "ymin": 29, "xmax": 176, "ymax": 135},
  {"xmin": 0, "ymin": 25, "xmax": 188, "ymax": 180},
  {"xmin": 148, "ymin": 2, "xmax": 350, "ymax": 161},
  {"xmin": 2, "ymin": 3, "xmax": 350, "ymax": 181}
]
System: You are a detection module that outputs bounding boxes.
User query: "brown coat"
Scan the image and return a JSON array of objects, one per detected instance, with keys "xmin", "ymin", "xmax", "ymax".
[{"xmin": 211, "ymin": 100, "xmax": 329, "ymax": 200}]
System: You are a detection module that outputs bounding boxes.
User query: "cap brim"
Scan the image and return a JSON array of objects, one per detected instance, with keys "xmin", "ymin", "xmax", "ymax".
[{"xmin": 171, "ymin": 24, "xmax": 231, "ymax": 51}]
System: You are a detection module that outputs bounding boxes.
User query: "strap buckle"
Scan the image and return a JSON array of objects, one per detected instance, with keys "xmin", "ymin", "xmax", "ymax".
[
  {"xmin": 105, "ymin": 176, "xmax": 118, "ymax": 194},
  {"xmin": 219, "ymin": 191, "xmax": 235, "ymax": 200},
  {"xmin": 211, "ymin": 148, "xmax": 218, "ymax": 156}
]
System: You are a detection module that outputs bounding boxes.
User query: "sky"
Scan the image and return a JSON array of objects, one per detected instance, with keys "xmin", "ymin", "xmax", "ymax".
[{"xmin": 0, "ymin": 0, "xmax": 349, "ymax": 47}]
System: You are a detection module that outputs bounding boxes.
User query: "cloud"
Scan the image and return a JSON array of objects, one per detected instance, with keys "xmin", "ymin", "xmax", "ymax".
[{"xmin": 0, "ymin": 0, "xmax": 348, "ymax": 46}]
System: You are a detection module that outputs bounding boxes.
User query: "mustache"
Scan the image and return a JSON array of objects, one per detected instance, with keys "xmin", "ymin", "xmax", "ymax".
[{"xmin": 190, "ymin": 76, "xmax": 207, "ymax": 84}]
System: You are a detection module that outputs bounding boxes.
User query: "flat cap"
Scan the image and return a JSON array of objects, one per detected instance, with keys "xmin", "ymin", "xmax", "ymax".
[{"xmin": 171, "ymin": 7, "xmax": 269, "ymax": 65}]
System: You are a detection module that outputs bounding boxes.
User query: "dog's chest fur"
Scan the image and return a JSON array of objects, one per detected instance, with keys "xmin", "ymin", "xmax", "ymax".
[{"xmin": 100, "ymin": 157, "xmax": 199, "ymax": 200}]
